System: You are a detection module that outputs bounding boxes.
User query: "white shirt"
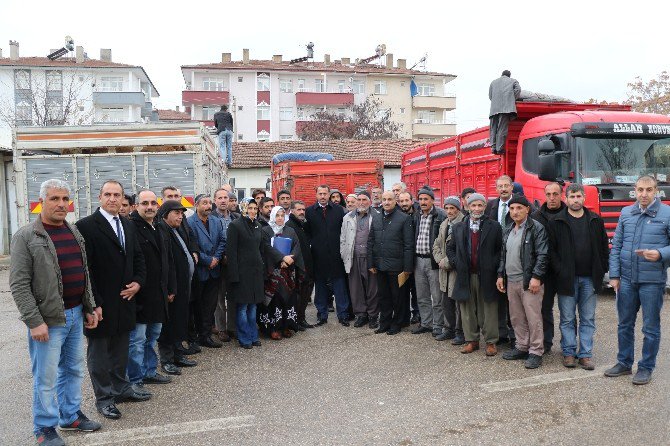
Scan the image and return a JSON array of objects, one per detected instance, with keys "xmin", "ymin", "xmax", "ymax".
[
  {"xmin": 99, "ymin": 207, "xmax": 126, "ymax": 242},
  {"xmin": 497, "ymin": 197, "xmax": 511, "ymax": 224}
]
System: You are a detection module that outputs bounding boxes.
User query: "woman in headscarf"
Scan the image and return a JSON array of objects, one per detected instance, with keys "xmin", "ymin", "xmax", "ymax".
[
  {"xmin": 329, "ymin": 189, "xmax": 345, "ymax": 207},
  {"xmin": 257, "ymin": 206, "xmax": 305, "ymax": 340}
]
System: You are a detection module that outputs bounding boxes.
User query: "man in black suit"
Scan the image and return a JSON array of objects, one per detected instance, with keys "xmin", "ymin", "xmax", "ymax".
[
  {"xmin": 484, "ymin": 174, "xmax": 514, "ymax": 347},
  {"xmin": 76, "ymin": 180, "xmax": 148, "ymax": 420}
]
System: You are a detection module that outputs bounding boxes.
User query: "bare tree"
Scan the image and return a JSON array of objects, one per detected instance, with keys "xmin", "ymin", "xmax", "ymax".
[
  {"xmin": 0, "ymin": 69, "xmax": 94, "ymax": 128},
  {"xmin": 298, "ymin": 97, "xmax": 402, "ymax": 141},
  {"xmin": 626, "ymin": 71, "xmax": 670, "ymax": 115}
]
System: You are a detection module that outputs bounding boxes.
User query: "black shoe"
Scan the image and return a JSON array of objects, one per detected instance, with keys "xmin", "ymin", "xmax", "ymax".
[
  {"xmin": 368, "ymin": 318, "xmax": 379, "ymax": 329},
  {"xmin": 502, "ymin": 348, "xmax": 529, "ymax": 360},
  {"xmin": 181, "ymin": 342, "xmax": 201, "ymax": 355},
  {"xmin": 375, "ymin": 327, "xmax": 390, "ymax": 334},
  {"xmin": 200, "ymin": 336, "xmax": 223, "ymax": 348},
  {"xmin": 347, "ymin": 313, "xmax": 356, "ymax": 321},
  {"xmin": 412, "ymin": 326, "xmax": 431, "ymax": 334},
  {"xmin": 524, "ymin": 354, "xmax": 543, "ymax": 369},
  {"xmin": 435, "ymin": 331, "xmax": 455, "ymax": 341},
  {"xmin": 240, "ymin": 344, "xmax": 252, "ymax": 349},
  {"xmin": 252, "ymin": 340, "xmax": 262, "ymax": 347},
  {"xmin": 116, "ymin": 389, "xmax": 151, "ymax": 403},
  {"xmin": 36, "ymin": 427, "xmax": 66, "ymax": 445},
  {"xmin": 543, "ymin": 344, "xmax": 552, "ymax": 355},
  {"xmin": 496, "ymin": 337, "xmax": 510, "ymax": 346},
  {"xmin": 295, "ymin": 324, "xmax": 306, "ymax": 332},
  {"xmin": 132, "ymin": 383, "xmax": 152, "ymax": 396},
  {"xmin": 353, "ymin": 316, "xmax": 369, "ymax": 327},
  {"xmin": 97, "ymin": 403, "xmax": 121, "ymax": 419},
  {"xmin": 316, "ymin": 318, "xmax": 328, "ymax": 326},
  {"xmin": 161, "ymin": 363, "xmax": 182, "ymax": 375},
  {"xmin": 299, "ymin": 320, "xmax": 315, "ymax": 329},
  {"xmin": 59, "ymin": 410, "xmax": 102, "ymax": 432},
  {"xmin": 632, "ymin": 368, "xmax": 652, "ymax": 385},
  {"xmin": 386, "ymin": 328, "xmax": 401, "ymax": 336},
  {"xmin": 604, "ymin": 363, "xmax": 633, "ymax": 377},
  {"xmin": 143, "ymin": 373, "xmax": 172, "ymax": 384},
  {"xmin": 410, "ymin": 314, "xmax": 420, "ymax": 325},
  {"xmin": 451, "ymin": 334, "xmax": 466, "ymax": 345},
  {"xmin": 175, "ymin": 357, "xmax": 197, "ymax": 367},
  {"xmin": 339, "ymin": 319, "xmax": 350, "ymax": 327}
]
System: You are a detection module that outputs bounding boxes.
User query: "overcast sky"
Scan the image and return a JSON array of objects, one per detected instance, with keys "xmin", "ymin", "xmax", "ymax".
[{"xmin": 2, "ymin": 1, "xmax": 668, "ymax": 139}]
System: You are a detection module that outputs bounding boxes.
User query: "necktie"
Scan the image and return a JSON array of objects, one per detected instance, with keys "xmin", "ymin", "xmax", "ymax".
[
  {"xmin": 113, "ymin": 216, "xmax": 125, "ymax": 249},
  {"xmin": 500, "ymin": 202, "xmax": 508, "ymax": 225},
  {"xmin": 322, "ymin": 206, "xmax": 326, "ymax": 219}
]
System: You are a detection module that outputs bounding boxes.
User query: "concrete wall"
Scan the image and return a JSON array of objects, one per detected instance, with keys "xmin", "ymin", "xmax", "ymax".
[{"xmin": 227, "ymin": 167, "xmax": 270, "ymax": 198}]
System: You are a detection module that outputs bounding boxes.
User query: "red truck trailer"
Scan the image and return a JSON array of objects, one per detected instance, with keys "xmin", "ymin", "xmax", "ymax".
[
  {"xmin": 401, "ymin": 101, "xmax": 670, "ymax": 240},
  {"xmin": 271, "ymin": 158, "xmax": 384, "ymax": 205}
]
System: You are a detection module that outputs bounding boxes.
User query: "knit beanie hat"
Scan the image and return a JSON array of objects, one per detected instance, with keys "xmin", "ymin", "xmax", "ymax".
[
  {"xmin": 443, "ymin": 196, "xmax": 461, "ymax": 210},
  {"xmin": 467, "ymin": 193, "xmax": 486, "ymax": 205}
]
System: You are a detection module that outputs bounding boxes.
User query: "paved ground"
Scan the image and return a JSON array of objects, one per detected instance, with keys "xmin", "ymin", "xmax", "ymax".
[{"xmin": 1, "ymin": 266, "xmax": 669, "ymax": 445}]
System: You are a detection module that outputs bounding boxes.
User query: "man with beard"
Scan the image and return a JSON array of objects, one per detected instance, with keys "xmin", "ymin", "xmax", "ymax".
[
  {"xmin": 277, "ymin": 189, "xmax": 292, "ymax": 211},
  {"xmin": 447, "ymin": 193, "xmax": 502, "ymax": 356},
  {"xmin": 212, "ymin": 188, "xmax": 235, "ymax": 342},
  {"xmin": 398, "ymin": 191, "xmax": 420, "ymax": 326},
  {"xmin": 127, "ymin": 190, "xmax": 175, "ymax": 389},
  {"xmin": 345, "ymin": 194, "xmax": 358, "ymax": 212},
  {"xmin": 258, "ymin": 197, "xmax": 275, "ymax": 227},
  {"xmin": 371, "ymin": 187, "xmax": 383, "ymax": 211},
  {"xmin": 341, "ymin": 191, "xmax": 379, "ymax": 329},
  {"xmin": 531, "ymin": 182, "xmax": 566, "ymax": 353},
  {"xmin": 286, "ymin": 200, "xmax": 315, "ymax": 329}
]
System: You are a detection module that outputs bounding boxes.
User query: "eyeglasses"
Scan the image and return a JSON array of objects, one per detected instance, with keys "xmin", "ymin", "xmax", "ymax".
[{"xmin": 139, "ymin": 201, "xmax": 159, "ymax": 206}]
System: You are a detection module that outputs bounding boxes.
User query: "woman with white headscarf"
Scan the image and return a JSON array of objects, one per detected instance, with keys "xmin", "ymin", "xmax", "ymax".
[{"xmin": 257, "ymin": 206, "xmax": 304, "ymax": 340}]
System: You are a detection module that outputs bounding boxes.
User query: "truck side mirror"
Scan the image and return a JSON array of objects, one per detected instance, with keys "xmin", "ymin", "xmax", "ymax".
[
  {"xmin": 538, "ymin": 138, "xmax": 556, "ymax": 154},
  {"xmin": 538, "ymin": 153, "xmax": 557, "ymax": 181}
]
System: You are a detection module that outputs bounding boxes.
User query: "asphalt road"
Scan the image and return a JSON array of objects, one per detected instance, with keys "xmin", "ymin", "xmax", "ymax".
[{"xmin": 1, "ymin": 267, "xmax": 669, "ymax": 446}]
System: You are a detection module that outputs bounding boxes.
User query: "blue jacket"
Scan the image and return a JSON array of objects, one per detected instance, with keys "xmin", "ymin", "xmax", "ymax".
[
  {"xmin": 610, "ymin": 199, "xmax": 670, "ymax": 284},
  {"xmin": 187, "ymin": 214, "xmax": 226, "ymax": 281}
]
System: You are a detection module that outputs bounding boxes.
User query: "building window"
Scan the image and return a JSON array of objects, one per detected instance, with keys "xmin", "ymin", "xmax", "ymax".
[
  {"xmin": 14, "ymin": 70, "xmax": 32, "ymax": 125},
  {"xmin": 202, "ymin": 106, "xmax": 218, "ymax": 120},
  {"xmin": 279, "ymin": 79, "xmax": 293, "ymax": 93},
  {"xmin": 417, "ymin": 110, "xmax": 437, "ymax": 123},
  {"xmin": 100, "ymin": 76, "xmax": 124, "ymax": 92},
  {"xmin": 238, "ymin": 134, "xmax": 243, "ymax": 140},
  {"xmin": 337, "ymin": 80, "xmax": 346, "ymax": 93},
  {"xmin": 46, "ymin": 71, "xmax": 62, "ymax": 91},
  {"xmin": 202, "ymin": 77, "xmax": 225, "ymax": 91},
  {"xmin": 297, "ymin": 79, "xmax": 306, "ymax": 92},
  {"xmin": 418, "ymin": 83, "xmax": 435, "ymax": 96},
  {"xmin": 280, "ymin": 107, "xmax": 293, "ymax": 120},
  {"xmin": 315, "ymin": 79, "xmax": 325, "ymax": 93},
  {"xmin": 14, "ymin": 69, "xmax": 31, "ymax": 90},
  {"xmin": 352, "ymin": 80, "xmax": 365, "ymax": 94},
  {"xmin": 374, "ymin": 80, "xmax": 387, "ymax": 95},
  {"xmin": 101, "ymin": 107, "xmax": 125, "ymax": 123},
  {"xmin": 257, "ymin": 105, "xmax": 270, "ymax": 120},
  {"xmin": 280, "ymin": 135, "xmax": 293, "ymax": 141},
  {"xmin": 256, "ymin": 73, "xmax": 270, "ymax": 91},
  {"xmin": 238, "ymin": 77, "xmax": 243, "ymax": 83},
  {"xmin": 257, "ymin": 131, "xmax": 270, "ymax": 142},
  {"xmin": 400, "ymin": 108, "xmax": 405, "ymax": 114}
]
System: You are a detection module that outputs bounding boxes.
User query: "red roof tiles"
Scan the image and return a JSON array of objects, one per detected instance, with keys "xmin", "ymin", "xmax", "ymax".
[
  {"xmin": 0, "ymin": 56, "xmax": 135, "ymax": 68},
  {"xmin": 156, "ymin": 109, "xmax": 192, "ymax": 121}
]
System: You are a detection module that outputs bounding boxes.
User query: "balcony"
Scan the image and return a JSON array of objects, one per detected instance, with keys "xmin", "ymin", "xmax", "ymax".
[
  {"xmin": 92, "ymin": 91, "xmax": 146, "ymax": 106},
  {"xmin": 413, "ymin": 120, "xmax": 457, "ymax": 138},
  {"xmin": 295, "ymin": 91, "xmax": 354, "ymax": 106},
  {"xmin": 182, "ymin": 90, "xmax": 230, "ymax": 106},
  {"xmin": 412, "ymin": 95, "xmax": 456, "ymax": 110}
]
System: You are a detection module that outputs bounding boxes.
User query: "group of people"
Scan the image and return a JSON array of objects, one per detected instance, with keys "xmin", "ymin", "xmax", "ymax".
[{"xmin": 10, "ymin": 173, "xmax": 669, "ymax": 446}]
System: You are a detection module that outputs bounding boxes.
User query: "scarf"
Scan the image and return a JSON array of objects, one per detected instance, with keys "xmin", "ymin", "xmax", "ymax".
[{"xmin": 269, "ymin": 205, "xmax": 286, "ymax": 235}]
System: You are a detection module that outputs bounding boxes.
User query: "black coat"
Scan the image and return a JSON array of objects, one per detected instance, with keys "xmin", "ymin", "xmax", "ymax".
[
  {"xmin": 286, "ymin": 213, "xmax": 313, "ymax": 278},
  {"xmin": 130, "ymin": 212, "xmax": 175, "ymax": 324},
  {"xmin": 156, "ymin": 220, "xmax": 192, "ymax": 344},
  {"xmin": 498, "ymin": 219, "xmax": 549, "ymax": 290},
  {"xmin": 179, "ymin": 217, "xmax": 199, "ymax": 257},
  {"xmin": 413, "ymin": 206, "xmax": 447, "ymax": 269},
  {"xmin": 262, "ymin": 225, "xmax": 304, "ymax": 274},
  {"xmin": 227, "ymin": 216, "xmax": 267, "ymax": 304},
  {"xmin": 549, "ymin": 208, "xmax": 609, "ymax": 295},
  {"xmin": 76, "ymin": 209, "xmax": 146, "ymax": 337},
  {"xmin": 447, "ymin": 216, "xmax": 502, "ymax": 303},
  {"xmin": 485, "ymin": 198, "xmax": 513, "ymax": 227},
  {"xmin": 367, "ymin": 208, "xmax": 415, "ymax": 272},
  {"xmin": 305, "ymin": 202, "xmax": 347, "ymax": 280}
]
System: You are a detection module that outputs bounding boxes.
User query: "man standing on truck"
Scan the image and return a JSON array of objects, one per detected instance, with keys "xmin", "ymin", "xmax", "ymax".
[
  {"xmin": 214, "ymin": 105, "xmax": 234, "ymax": 168},
  {"xmin": 489, "ymin": 70, "xmax": 521, "ymax": 155}
]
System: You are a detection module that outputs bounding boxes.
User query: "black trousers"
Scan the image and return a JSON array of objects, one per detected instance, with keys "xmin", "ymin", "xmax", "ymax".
[
  {"xmin": 378, "ymin": 271, "xmax": 405, "ymax": 331},
  {"xmin": 194, "ymin": 277, "xmax": 220, "ymax": 340},
  {"xmin": 158, "ymin": 341, "xmax": 185, "ymax": 364},
  {"xmin": 542, "ymin": 278, "xmax": 557, "ymax": 348},
  {"xmin": 87, "ymin": 332, "xmax": 132, "ymax": 409},
  {"xmin": 297, "ymin": 276, "xmax": 314, "ymax": 322},
  {"xmin": 498, "ymin": 292, "xmax": 514, "ymax": 340}
]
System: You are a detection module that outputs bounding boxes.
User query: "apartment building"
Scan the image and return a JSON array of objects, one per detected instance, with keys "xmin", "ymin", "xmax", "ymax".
[
  {"xmin": 0, "ymin": 41, "xmax": 159, "ymax": 130},
  {"xmin": 181, "ymin": 49, "xmax": 456, "ymax": 142}
]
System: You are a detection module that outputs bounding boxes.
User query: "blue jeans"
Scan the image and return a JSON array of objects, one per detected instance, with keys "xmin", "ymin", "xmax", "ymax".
[
  {"xmin": 557, "ymin": 276, "xmax": 597, "ymax": 358},
  {"xmin": 28, "ymin": 305, "xmax": 85, "ymax": 434},
  {"xmin": 236, "ymin": 303, "xmax": 258, "ymax": 346},
  {"xmin": 315, "ymin": 277, "xmax": 350, "ymax": 321},
  {"xmin": 127, "ymin": 322, "xmax": 162, "ymax": 384},
  {"xmin": 617, "ymin": 280, "xmax": 665, "ymax": 371},
  {"xmin": 218, "ymin": 129, "xmax": 233, "ymax": 165}
]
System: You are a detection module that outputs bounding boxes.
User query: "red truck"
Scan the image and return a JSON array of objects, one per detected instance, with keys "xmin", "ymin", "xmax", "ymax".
[
  {"xmin": 271, "ymin": 157, "xmax": 384, "ymax": 204},
  {"xmin": 401, "ymin": 101, "xmax": 670, "ymax": 240}
]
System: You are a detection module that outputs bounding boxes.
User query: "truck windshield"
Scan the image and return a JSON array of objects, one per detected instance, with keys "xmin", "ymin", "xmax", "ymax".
[{"xmin": 576, "ymin": 137, "xmax": 670, "ymax": 185}]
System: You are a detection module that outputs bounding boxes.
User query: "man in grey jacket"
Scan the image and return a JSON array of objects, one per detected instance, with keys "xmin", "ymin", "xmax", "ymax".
[
  {"xmin": 489, "ymin": 70, "xmax": 521, "ymax": 155},
  {"xmin": 10, "ymin": 179, "xmax": 101, "ymax": 446}
]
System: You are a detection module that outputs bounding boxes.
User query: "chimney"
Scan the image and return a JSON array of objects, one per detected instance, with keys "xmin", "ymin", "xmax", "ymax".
[
  {"xmin": 324, "ymin": 54, "xmax": 330, "ymax": 66},
  {"xmin": 76, "ymin": 46, "xmax": 84, "ymax": 63},
  {"xmin": 242, "ymin": 48, "xmax": 249, "ymax": 64},
  {"xmin": 9, "ymin": 40, "xmax": 19, "ymax": 61},
  {"xmin": 0, "ymin": 48, "xmax": 2, "ymax": 58},
  {"xmin": 341, "ymin": 57, "xmax": 350, "ymax": 65},
  {"xmin": 175, "ymin": 106, "xmax": 180, "ymax": 112},
  {"xmin": 386, "ymin": 53, "xmax": 393, "ymax": 68},
  {"xmin": 272, "ymin": 54, "xmax": 282, "ymax": 63},
  {"xmin": 221, "ymin": 52, "xmax": 231, "ymax": 63},
  {"xmin": 100, "ymin": 48, "xmax": 112, "ymax": 62},
  {"xmin": 397, "ymin": 58, "xmax": 406, "ymax": 70}
]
